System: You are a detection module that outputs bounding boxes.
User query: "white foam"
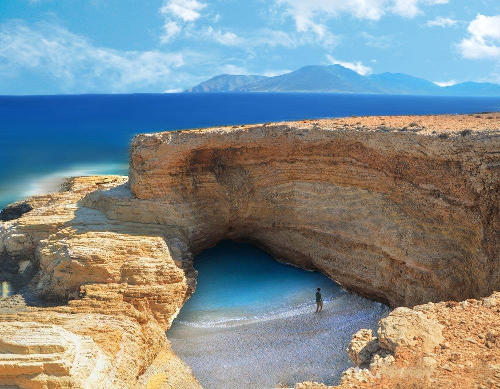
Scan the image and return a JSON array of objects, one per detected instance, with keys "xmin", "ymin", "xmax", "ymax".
[
  {"xmin": 21, "ymin": 163, "xmax": 128, "ymax": 198},
  {"xmin": 176, "ymin": 295, "xmax": 373, "ymax": 329}
]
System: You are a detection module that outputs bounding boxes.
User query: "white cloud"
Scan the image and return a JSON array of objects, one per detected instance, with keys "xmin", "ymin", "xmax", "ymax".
[
  {"xmin": 257, "ymin": 30, "xmax": 297, "ymax": 48},
  {"xmin": 0, "ymin": 22, "xmax": 185, "ymax": 92},
  {"xmin": 159, "ymin": 0, "xmax": 206, "ymax": 43},
  {"xmin": 203, "ymin": 27, "xmax": 335, "ymax": 49},
  {"xmin": 160, "ymin": 0, "xmax": 206, "ymax": 22},
  {"xmin": 426, "ymin": 17, "xmax": 457, "ymax": 27},
  {"xmin": 326, "ymin": 54, "xmax": 372, "ymax": 75},
  {"xmin": 205, "ymin": 27, "xmax": 243, "ymax": 46},
  {"xmin": 458, "ymin": 14, "xmax": 500, "ymax": 59},
  {"xmin": 275, "ymin": 0, "xmax": 448, "ymax": 41},
  {"xmin": 434, "ymin": 80, "xmax": 457, "ymax": 87},
  {"xmin": 391, "ymin": 0, "xmax": 421, "ymax": 18},
  {"xmin": 161, "ymin": 21, "xmax": 182, "ymax": 43}
]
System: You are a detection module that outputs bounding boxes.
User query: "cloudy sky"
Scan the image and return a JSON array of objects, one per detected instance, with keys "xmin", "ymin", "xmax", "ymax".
[{"xmin": 0, "ymin": 0, "xmax": 499, "ymax": 94}]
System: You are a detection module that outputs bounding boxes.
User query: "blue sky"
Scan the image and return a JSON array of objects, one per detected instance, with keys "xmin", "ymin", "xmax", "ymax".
[{"xmin": 0, "ymin": 0, "xmax": 499, "ymax": 94}]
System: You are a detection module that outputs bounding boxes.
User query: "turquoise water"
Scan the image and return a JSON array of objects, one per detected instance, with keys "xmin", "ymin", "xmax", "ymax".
[
  {"xmin": 173, "ymin": 241, "xmax": 345, "ymax": 327},
  {"xmin": 168, "ymin": 242, "xmax": 390, "ymax": 387}
]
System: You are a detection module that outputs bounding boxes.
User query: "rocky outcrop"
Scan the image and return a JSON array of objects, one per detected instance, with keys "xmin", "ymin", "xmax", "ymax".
[
  {"xmin": 298, "ymin": 292, "xmax": 500, "ymax": 388},
  {"xmin": 0, "ymin": 113, "xmax": 498, "ymax": 387},
  {"xmin": 0, "ymin": 177, "xmax": 200, "ymax": 388}
]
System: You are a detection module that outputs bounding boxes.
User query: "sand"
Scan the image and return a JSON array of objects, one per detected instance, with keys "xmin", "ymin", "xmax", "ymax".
[{"xmin": 168, "ymin": 293, "xmax": 390, "ymax": 388}]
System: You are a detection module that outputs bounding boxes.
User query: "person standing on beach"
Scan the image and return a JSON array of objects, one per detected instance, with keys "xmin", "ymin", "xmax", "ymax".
[{"xmin": 315, "ymin": 288, "xmax": 323, "ymax": 313}]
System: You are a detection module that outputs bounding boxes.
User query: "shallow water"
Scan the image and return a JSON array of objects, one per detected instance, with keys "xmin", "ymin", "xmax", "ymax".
[{"xmin": 168, "ymin": 241, "xmax": 390, "ymax": 388}]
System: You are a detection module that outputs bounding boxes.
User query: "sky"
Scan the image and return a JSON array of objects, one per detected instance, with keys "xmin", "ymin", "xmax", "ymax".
[{"xmin": 0, "ymin": 0, "xmax": 499, "ymax": 94}]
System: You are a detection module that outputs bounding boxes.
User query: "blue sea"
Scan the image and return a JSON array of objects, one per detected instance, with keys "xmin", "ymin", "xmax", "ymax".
[
  {"xmin": 1, "ymin": 93, "xmax": 498, "ymax": 387},
  {"xmin": 1, "ymin": 93, "xmax": 499, "ymax": 208}
]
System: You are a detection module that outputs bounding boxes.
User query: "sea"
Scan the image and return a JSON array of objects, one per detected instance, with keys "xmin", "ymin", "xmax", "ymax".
[
  {"xmin": 1, "ymin": 92, "xmax": 498, "ymax": 387},
  {"xmin": 1, "ymin": 92, "xmax": 499, "ymax": 209}
]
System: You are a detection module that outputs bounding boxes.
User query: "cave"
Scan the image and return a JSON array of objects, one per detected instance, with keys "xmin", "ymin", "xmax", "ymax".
[{"xmin": 168, "ymin": 240, "xmax": 389, "ymax": 388}]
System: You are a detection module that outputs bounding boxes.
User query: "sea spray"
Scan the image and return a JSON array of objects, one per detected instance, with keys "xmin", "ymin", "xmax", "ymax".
[{"xmin": 1, "ymin": 281, "xmax": 10, "ymax": 298}]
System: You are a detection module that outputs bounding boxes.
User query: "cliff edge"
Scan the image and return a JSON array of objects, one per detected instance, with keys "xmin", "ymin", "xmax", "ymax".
[{"xmin": 0, "ymin": 113, "xmax": 498, "ymax": 388}]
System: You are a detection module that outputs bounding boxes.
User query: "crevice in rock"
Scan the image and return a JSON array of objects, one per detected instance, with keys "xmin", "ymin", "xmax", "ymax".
[{"xmin": 0, "ymin": 201, "xmax": 33, "ymax": 221}]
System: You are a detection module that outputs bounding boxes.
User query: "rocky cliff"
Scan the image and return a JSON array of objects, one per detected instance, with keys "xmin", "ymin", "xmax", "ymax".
[
  {"xmin": 0, "ymin": 113, "xmax": 498, "ymax": 388},
  {"xmin": 129, "ymin": 113, "xmax": 499, "ymax": 307}
]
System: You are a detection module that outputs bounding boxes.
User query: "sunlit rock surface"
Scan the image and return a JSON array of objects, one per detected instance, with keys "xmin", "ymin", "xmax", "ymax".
[
  {"xmin": 129, "ymin": 113, "xmax": 499, "ymax": 306},
  {"xmin": 299, "ymin": 292, "xmax": 500, "ymax": 388},
  {"xmin": 0, "ymin": 113, "xmax": 498, "ymax": 387}
]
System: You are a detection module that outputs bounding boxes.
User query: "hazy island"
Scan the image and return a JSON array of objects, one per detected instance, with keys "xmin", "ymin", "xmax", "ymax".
[{"xmin": 186, "ymin": 65, "xmax": 500, "ymax": 96}]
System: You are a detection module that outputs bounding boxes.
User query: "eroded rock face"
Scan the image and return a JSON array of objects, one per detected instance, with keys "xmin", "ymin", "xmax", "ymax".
[
  {"xmin": 129, "ymin": 114, "xmax": 499, "ymax": 307},
  {"xmin": 0, "ymin": 114, "xmax": 498, "ymax": 388},
  {"xmin": 0, "ymin": 177, "xmax": 200, "ymax": 388},
  {"xmin": 333, "ymin": 292, "xmax": 500, "ymax": 388},
  {"xmin": 377, "ymin": 307, "xmax": 444, "ymax": 353}
]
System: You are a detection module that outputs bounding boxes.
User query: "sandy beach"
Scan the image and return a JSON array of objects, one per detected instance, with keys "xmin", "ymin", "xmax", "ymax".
[{"xmin": 169, "ymin": 293, "xmax": 389, "ymax": 388}]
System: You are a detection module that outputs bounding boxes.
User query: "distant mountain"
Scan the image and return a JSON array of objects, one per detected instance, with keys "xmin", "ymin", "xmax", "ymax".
[
  {"xmin": 185, "ymin": 74, "xmax": 268, "ymax": 93},
  {"xmin": 185, "ymin": 65, "xmax": 500, "ymax": 96},
  {"xmin": 367, "ymin": 72, "xmax": 440, "ymax": 95},
  {"xmin": 443, "ymin": 81, "xmax": 500, "ymax": 96}
]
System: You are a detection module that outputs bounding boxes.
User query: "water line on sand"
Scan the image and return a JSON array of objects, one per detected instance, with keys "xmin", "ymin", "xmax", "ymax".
[{"xmin": 168, "ymin": 241, "xmax": 390, "ymax": 388}]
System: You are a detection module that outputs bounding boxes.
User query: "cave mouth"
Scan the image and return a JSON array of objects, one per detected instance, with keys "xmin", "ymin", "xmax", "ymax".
[{"xmin": 168, "ymin": 240, "xmax": 390, "ymax": 388}]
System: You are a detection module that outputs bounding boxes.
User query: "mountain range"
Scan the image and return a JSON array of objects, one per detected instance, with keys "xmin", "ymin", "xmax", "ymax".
[{"xmin": 185, "ymin": 65, "xmax": 500, "ymax": 96}]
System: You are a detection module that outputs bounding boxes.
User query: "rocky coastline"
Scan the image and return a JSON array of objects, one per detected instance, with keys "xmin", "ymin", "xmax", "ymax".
[{"xmin": 0, "ymin": 113, "xmax": 499, "ymax": 388}]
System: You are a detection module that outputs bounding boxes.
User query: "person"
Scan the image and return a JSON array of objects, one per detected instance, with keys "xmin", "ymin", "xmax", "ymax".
[{"xmin": 315, "ymin": 287, "xmax": 323, "ymax": 313}]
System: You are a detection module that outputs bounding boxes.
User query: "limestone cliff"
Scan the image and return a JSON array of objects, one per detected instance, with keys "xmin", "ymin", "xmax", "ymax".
[
  {"xmin": 129, "ymin": 113, "xmax": 499, "ymax": 307},
  {"xmin": 0, "ymin": 113, "xmax": 498, "ymax": 388}
]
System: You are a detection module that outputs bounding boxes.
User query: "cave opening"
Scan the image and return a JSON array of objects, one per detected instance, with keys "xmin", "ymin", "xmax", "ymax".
[
  {"xmin": 168, "ymin": 240, "xmax": 390, "ymax": 388},
  {"xmin": 0, "ymin": 251, "xmax": 36, "ymax": 298}
]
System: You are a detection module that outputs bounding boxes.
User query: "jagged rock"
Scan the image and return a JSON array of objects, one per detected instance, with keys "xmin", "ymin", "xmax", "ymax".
[
  {"xmin": 347, "ymin": 329, "xmax": 380, "ymax": 368},
  {"xmin": 377, "ymin": 307, "xmax": 444, "ymax": 353},
  {"xmin": 337, "ymin": 293, "xmax": 500, "ymax": 388}
]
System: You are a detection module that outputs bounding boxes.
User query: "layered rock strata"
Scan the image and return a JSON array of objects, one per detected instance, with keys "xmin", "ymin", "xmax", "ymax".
[
  {"xmin": 129, "ymin": 113, "xmax": 499, "ymax": 307},
  {"xmin": 0, "ymin": 113, "xmax": 498, "ymax": 388},
  {"xmin": 0, "ymin": 177, "xmax": 200, "ymax": 388}
]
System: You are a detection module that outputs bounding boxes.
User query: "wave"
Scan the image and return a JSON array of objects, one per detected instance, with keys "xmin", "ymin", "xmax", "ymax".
[
  {"xmin": 21, "ymin": 162, "xmax": 129, "ymax": 197},
  {"xmin": 0, "ymin": 162, "xmax": 128, "ymax": 208},
  {"xmin": 175, "ymin": 294, "xmax": 387, "ymax": 329}
]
